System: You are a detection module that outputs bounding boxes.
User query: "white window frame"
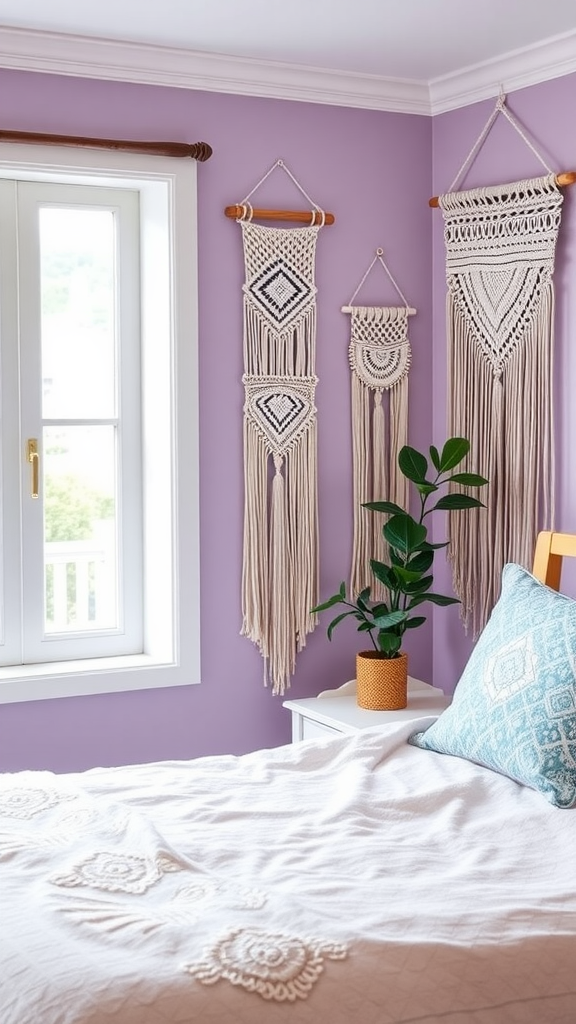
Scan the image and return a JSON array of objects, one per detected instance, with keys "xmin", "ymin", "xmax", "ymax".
[
  {"xmin": 13, "ymin": 180, "xmax": 143, "ymax": 663},
  {"xmin": 0, "ymin": 144, "xmax": 201, "ymax": 703}
]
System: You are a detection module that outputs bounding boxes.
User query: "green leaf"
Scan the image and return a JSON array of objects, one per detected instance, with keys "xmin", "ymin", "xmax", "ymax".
[
  {"xmin": 355, "ymin": 587, "xmax": 371, "ymax": 612},
  {"xmin": 370, "ymin": 560, "xmax": 398, "ymax": 590},
  {"xmin": 438, "ymin": 437, "xmax": 470, "ymax": 472},
  {"xmin": 415, "ymin": 481, "xmax": 439, "ymax": 497},
  {"xmin": 371, "ymin": 602, "xmax": 389, "ymax": 617},
  {"xmin": 373, "ymin": 610, "xmax": 407, "ymax": 629},
  {"xmin": 403, "ymin": 575, "xmax": 433, "ymax": 594},
  {"xmin": 406, "ymin": 549, "xmax": 434, "ymax": 573},
  {"xmin": 429, "ymin": 445, "xmax": 441, "ymax": 471},
  {"xmin": 390, "ymin": 564, "xmax": 423, "ymax": 585},
  {"xmin": 326, "ymin": 610, "xmax": 355, "ymax": 639},
  {"xmin": 431, "ymin": 494, "xmax": 485, "ymax": 512},
  {"xmin": 339, "ymin": 580, "xmax": 347, "ymax": 599},
  {"xmin": 311, "ymin": 591, "xmax": 345, "ymax": 613},
  {"xmin": 415, "ymin": 539, "xmax": 450, "ymax": 551},
  {"xmin": 409, "ymin": 593, "xmax": 461, "ymax": 608},
  {"xmin": 377, "ymin": 633, "xmax": 403, "ymax": 656},
  {"xmin": 383, "ymin": 514, "xmax": 427, "ymax": 554},
  {"xmin": 362, "ymin": 500, "xmax": 405, "ymax": 516},
  {"xmin": 389, "ymin": 548, "xmax": 404, "ymax": 568},
  {"xmin": 405, "ymin": 615, "xmax": 427, "ymax": 629},
  {"xmin": 357, "ymin": 621, "xmax": 373, "ymax": 632},
  {"xmin": 398, "ymin": 445, "xmax": 428, "ymax": 483},
  {"xmin": 448, "ymin": 472, "xmax": 488, "ymax": 487}
]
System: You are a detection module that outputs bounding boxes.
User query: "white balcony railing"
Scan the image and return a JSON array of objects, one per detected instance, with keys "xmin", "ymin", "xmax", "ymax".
[{"xmin": 45, "ymin": 531, "xmax": 116, "ymax": 633}]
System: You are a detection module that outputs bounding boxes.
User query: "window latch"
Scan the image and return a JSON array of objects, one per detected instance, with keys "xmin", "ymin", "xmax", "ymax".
[{"xmin": 27, "ymin": 439, "xmax": 39, "ymax": 499}]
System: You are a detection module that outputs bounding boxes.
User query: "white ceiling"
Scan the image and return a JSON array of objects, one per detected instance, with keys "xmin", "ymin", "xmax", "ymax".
[{"xmin": 1, "ymin": 0, "xmax": 576, "ymax": 113}]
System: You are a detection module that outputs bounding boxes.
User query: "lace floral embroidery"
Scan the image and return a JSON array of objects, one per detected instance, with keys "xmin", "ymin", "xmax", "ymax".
[
  {"xmin": 185, "ymin": 927, "xmax": 347, "ymax": 1001},
  {"xmin": 50, "ymin": 850, "xmax": 184, "ymax": 894},
  {"xmin": 0, "ymin": 786, "xmax": 73, "ymax": 819}
]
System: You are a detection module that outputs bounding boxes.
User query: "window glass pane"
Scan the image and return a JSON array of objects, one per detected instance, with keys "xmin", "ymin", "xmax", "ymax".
[
  {"xmin": 43, "ymin": 426, "xmax": 118, "ymax": 633},
  {"xmin": 40, "ymin": 207, "xmax": 116, "ymax": 419}
]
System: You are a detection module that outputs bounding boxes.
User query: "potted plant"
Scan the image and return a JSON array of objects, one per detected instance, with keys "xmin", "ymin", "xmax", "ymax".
[{"xmin": 312, "ymin": 437, "xmax": 488, "ymax": 709}]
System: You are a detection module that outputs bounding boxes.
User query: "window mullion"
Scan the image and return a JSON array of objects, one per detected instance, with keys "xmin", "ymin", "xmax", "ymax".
[
  {"xmin": 0, "ymin": 180, "xmax": 25, "ymax": 666},
  {"xmin": 17, "ymin": 182, "xmax": 52, "ymax": 659}
]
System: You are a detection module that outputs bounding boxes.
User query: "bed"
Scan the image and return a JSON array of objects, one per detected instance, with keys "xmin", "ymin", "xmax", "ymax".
[{"xmin": 2, "ymin": 532, "xmax": 576, "ymax": 1024}]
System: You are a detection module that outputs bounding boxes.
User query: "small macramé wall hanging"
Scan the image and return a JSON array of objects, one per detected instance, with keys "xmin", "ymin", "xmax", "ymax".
[
  {"xmin": 430, "ymin": 93, "xmax": 575, "ymax": 636},
  {"xmin": 342, "ymin": 249, "xmax": 416, "ymax": 599},
  {"xmin": 225, "ymin": 160, "xmax": 334, "ymax": 695}
]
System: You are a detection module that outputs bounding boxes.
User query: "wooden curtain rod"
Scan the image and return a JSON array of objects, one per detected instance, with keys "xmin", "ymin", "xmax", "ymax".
[
  {"xmin": 0, "ymin": 129, "xmax": 212, "ymax": 161},
  {"xmin": 428, "ymin": 170, "xmax": 576, "ymax": 207},
  {"xmin": 225, "ymin": 205, "xmax": 334, "ymax": 225}
]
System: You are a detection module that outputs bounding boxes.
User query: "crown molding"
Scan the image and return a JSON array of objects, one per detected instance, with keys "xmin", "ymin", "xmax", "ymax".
[
  {"xmin": 0, "ymin": 24, "xmax": 574, "ymax": 117},
  {"xmin": 429, "ymin": 28, "xmax": 576, "ymax": 114},
  {"xmin": 0, "ymin": 27, "xmax": 430, "ymax": 114}
]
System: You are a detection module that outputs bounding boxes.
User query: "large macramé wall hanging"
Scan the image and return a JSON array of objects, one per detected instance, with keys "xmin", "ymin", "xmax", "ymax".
[
  {"xmin": 431, "ymin": 94, "xmax": 574, "ymax": 636},
  {"xmin": 342, "ymin": 249, "xmax": 416, "ymax": 599},
  {"xmin": 226, "ymin": 160, "xmax": 333, "ymax": 695}
]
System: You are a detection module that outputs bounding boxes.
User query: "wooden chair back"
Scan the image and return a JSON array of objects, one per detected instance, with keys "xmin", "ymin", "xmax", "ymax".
[{"xmin": 532, "ymin": 531, "xmax": 576, "ymax": 591}]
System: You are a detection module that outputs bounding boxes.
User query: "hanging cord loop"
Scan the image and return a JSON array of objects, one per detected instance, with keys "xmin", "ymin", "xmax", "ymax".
[
  {"xmin": 342, "ymin": 248, "xmax": 415, "ymax": 313},
  {"xmin": 238, "ymin": 157, "xmax": 325, "ymax": 223},
  {"xmin": 448, "ymin": 91, "xmax": 553, "ymax": 194}
]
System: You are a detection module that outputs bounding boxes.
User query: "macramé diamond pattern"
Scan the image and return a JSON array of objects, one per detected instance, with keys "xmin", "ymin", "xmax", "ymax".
[
  {"xmin": 243, "ymin": 374, "xmax": 317, "ymax": 458},
  {"xmin": 248, "ymin": 258, "xmax": 312, "ymax": 326}
]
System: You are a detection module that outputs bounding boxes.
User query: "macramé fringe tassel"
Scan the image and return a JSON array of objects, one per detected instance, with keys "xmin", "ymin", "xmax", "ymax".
[
  {"xmin": 350, "ymin": 372, "xmax": 409, "ymax": 602},
  {"xmin": 241, "ymin": 424, "xmax": 318, "ymax": 695},
  {"xmin": 448, "ymin": 283, "xmax": 555, "ymax": 637}
]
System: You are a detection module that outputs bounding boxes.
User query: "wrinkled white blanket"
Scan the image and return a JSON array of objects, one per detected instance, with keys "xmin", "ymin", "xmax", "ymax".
[{"xmin": 1, "ymin": 716, "xmax": 576, "ymax": 1024}]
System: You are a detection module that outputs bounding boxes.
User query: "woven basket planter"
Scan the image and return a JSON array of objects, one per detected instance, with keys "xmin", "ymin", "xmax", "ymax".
[{"xmin": 356, "ymin": 651, "xmax": 408, "ymax": 710}]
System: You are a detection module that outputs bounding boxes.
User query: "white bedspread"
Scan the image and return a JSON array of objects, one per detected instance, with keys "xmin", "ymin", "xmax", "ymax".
[{"xmin": 1, "ymin": 716, "xmax": 576, "ymax": 1024}]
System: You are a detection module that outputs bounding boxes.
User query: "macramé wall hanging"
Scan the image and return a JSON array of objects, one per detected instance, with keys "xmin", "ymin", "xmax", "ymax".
[
  {"xmin": 225, "ymin": 160, "xmax": 333, "ymax": 695},
  {"xmin": 342, "ymin": 249, "xmax": 416, "ymax": 600},
  {"xmin": 430, "ymin": 93, "xmax": 575, "ymax": 636}
]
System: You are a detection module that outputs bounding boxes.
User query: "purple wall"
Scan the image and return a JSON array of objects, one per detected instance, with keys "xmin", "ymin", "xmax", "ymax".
[
  {"xmin": 0, "ymin": 70, "xmax": 433, "ymax": 771},
  {"xmin": 4, "ymin": 68, "xmax": 572, "ymax": 772},
  {"xmin": 431, "ymin": 74, "xmax": 576, "ymax": 691}
]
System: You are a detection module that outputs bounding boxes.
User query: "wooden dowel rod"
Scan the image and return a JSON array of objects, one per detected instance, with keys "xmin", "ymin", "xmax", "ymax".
[
  {"xmin": 225, "ymin": 205, "xmax": 334, "ymax": 225},
  {"xmin": 428, "ymin": 170, "xmax": 576, "ymax": 207},
  {"xmin": 0, "ymin": 129, "xmax": 212, "ymax": 161},
  {"xmin": 341, "ymin": 305, "xmax": 417, "ymax": 315}
]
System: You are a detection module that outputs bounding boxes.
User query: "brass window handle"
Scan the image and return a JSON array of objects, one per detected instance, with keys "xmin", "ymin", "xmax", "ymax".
[{"xmin": 27, "ymin": 439, "xmax": 39, "ymax": 498}]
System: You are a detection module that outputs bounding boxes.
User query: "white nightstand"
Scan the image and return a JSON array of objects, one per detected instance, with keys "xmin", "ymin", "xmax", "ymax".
[{"xmin": 283, "ymin": 677, "xmax": 450, "ymax": 742}]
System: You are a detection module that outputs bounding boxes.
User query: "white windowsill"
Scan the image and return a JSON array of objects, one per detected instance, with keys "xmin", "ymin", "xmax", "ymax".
[{"xmin": 0, "ymin": 654, "xmax": 199, "ymax": 703}]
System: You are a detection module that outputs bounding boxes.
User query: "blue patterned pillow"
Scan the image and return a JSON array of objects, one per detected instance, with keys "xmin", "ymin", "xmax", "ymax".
[{"xmin": 410, "ymin": 563, "xmax": 576, "ymax": 808}]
